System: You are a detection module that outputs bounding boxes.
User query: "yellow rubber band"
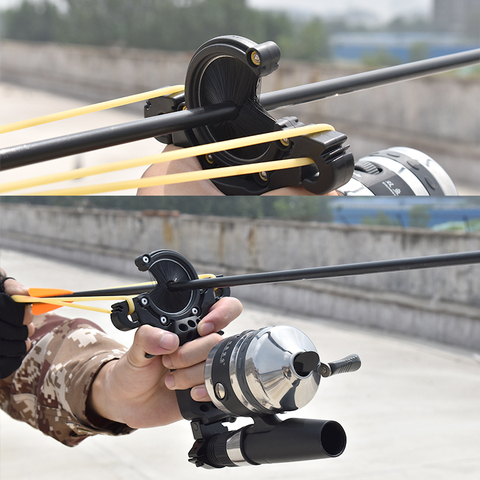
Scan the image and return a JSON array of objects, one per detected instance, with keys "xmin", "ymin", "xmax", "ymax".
[
  {"xmin": 12, "ymin": 294, "xmax": 139, "ymax": 314},
  {"xmin": 1, "ymin": 123, "xmax": 332, "ymax": 194},
  {"xmin": 30, "ymin": 157, "xmax": 315, "ymax": 195},
  {"xmin": 0, "ymin": 85, "xmax": 184, "ymax": 134},
  {"xmin": 125, "ymin": 297, "xmax": 135, "ymax": 315}
]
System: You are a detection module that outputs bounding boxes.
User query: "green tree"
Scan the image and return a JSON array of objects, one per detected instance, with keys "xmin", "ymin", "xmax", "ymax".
[
  {"xmin": 1, "ymin": 0, "xmax": 62, "ymax": 42},
  {"xmin": 409, "ymin": 42, "xmax": 429, "ymax": 62},
  {"xmin": 278, "ymin": 18, "xmax": 330, "ymax": 62},
  {"xmin": 0, "ymin": 0, "xmax": 331, "ymax": 61},
  {"xmin": 362, "ymin": 49, "xmax": 401, "ymax": 67},
  {"xmin": 362, "ymin": 212, "xmax": 397, "ymax": 226},
  {"xmin": 409, "ymin": 205, "xmax": 430, "ymax": 228},
  {"xmin": 272, "ymin": 197, "xmax": 333, "ymax": 221}
]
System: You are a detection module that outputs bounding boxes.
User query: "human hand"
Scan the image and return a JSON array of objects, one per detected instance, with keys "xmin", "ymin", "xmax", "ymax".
[
  {"xmin": 0, "ymin": 276, "xmax": 35, "ymax": 379},
  {"xmin": 137, "ymin": 145, "xmax": 338, "ymax": 196},
  {"xmin": 87, "ymin": 296, "xmax": 243, "ymax": 429}
]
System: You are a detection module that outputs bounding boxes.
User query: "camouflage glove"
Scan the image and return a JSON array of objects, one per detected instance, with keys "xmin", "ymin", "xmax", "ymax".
[{"xmin": 0, "ymin": 277, "xmax": 28, "ymax": 379}]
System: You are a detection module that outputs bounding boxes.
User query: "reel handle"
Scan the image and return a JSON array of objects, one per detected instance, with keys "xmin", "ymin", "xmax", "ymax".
[{"xmin": 320, "ymin": 354, "xmax": 361, "ymax": 378}]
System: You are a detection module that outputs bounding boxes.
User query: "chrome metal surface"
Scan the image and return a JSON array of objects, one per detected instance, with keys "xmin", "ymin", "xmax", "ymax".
[
  {"xmin": 390, "ymin": 146, "xmax": 458, "ymax": 195},
  {"xmin": 226, "ymin": 431, "xmax": 250, "ymax": 466},
  {"xmin": 234, "ymin": 326, "xmax": 321, "ymax": 413}
]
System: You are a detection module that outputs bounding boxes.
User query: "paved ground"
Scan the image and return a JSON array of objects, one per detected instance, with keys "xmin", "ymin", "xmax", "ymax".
[
  {"xmin": 0, "ymin": 83, "xmax": 162, "ymax": 195},
  {"xmin": 1, "ymin": 82, "xmax": 479, "ymax": 195},
  {"xmin": 1, "ymin": 248, "xmax": 479, "ymax": 480}
]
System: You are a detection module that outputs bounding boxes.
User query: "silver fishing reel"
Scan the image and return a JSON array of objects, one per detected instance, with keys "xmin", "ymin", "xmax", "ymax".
[
  {"xmin": 186, "ymin": 325, "xmax": 360, "ymax": 468},
  {"xmin": 338, "ymin": 147, "xmax": 458, "ymax": 196},
  {"xmin": 205, "ymin": 325, "xmax": 360, "ymax": 417},
  {"xmin": 205, "ymin": 326, "xmax": 321, "ymax": 416}
]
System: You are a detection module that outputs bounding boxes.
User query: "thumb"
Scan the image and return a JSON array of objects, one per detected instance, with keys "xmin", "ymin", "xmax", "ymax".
[
  {"xmin": 4, "ymin": 279, "xmax": 29, "ymax": 296},
  {"xmin": 128, "ymin": 325, "xmax": 179, "ymax": 367}
]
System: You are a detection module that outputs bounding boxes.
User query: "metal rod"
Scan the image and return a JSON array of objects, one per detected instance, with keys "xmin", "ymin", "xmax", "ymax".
[
  {"xmin": 168, "ymin": 251, "xmax": 480, "ymax": 292},
  {"xmin": 260, "ymin": 48, "xmax": 480, "ymax": 109},
  {"xmin": 0, "ymin": 102, "xmax": 238, "ymax": 171}
]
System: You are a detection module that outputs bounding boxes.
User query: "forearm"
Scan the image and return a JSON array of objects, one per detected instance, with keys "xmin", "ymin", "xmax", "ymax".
[{"xmin": 0, "ymin": 314, "xmax": 134, "ymax": 446}]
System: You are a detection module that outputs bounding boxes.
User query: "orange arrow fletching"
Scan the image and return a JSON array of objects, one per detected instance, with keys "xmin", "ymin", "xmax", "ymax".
[
  {"xmin": 32, "ymin": 303, "xmax": 63, "ymax": 315},
  {"xmin": 28, "ymin": 288, "xmax": 74, "ymax": 315},
  {"xmin": 28, "ymin": 288, "xmax": 74, "ymax": 297}
]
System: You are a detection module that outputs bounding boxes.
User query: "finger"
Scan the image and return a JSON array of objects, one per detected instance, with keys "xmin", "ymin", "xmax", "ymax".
[
  {"xmin": 127, "ymin": 325, "xmax": 179, "ymax": 368},
  {"xmin": 163, "ymin": 333, "xmax": 222, "ymax": 370},
  {"xmin": 23, "ymin": 304, "xmax": 34, "ymax": 326},
  {"xmin": 164, "ymin": 362, "xmax": 205, "ymax": 391},
  {"xmin": 27, "ymin": 322, "xmax": 35, "ymax": 338},
  {"xmin": 3, "ymin": 279, "xmax": 29, "ymax": 296},
  {"xmin": 191, "ymin": 385, "xmax": 210, "ymax": 402},
  {"xmin": 197, "ymin": 296, "xmax": 243, "ymax": 337},
  {"xmin": 0, "ymin": 319, "xmax": 28, "ymax": 341}
]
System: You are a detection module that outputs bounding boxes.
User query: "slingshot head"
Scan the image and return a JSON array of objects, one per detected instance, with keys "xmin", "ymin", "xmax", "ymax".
[
  {"xmin": 145, "ymin": 35, "xmax": 355, "ymax": 195},
  {"xmin": 111, "ymin": 249, "xmax": 229, "ymax": 344}
]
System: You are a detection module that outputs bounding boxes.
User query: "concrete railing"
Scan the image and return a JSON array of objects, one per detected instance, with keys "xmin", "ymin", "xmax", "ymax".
[{"xmin": 1, "ymin": 203, "xmax": 479, "ymax": 349}]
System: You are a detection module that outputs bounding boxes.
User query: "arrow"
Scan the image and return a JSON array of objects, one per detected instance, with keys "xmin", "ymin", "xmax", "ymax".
[
  {"xmin": 27, "ymin": 283, "xmax": 155, "ymax": 315},
  {"xmin": 168, "ymin": 251, "xmax": 480, "ymax": 292}
]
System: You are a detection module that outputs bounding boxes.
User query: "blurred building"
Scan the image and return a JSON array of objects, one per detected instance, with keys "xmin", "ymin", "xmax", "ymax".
[
  {"xmin": 331, "ymin": 31, "xmax": 479, "ymax": 63},
  {"xmin": 434, "ymin": 0, "xmax": 480, "ymax": 37}
]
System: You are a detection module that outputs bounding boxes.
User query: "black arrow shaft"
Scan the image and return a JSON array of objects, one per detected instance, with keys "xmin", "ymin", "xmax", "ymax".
[
  {"xmin": 168, "ymin": 251, "xmax": 480, "ymax": 292},
  {"xmin": 41, "ymin": 251, "xmax": 480, "ymax": 300},
  {"xmin": 56, "ymin": 284, "xmax": 156, "ymax": 298},
  {"xmin": 260, "ymin": 48, "xmax": 480, "ymax": 109},
  {"xmin": 0, "ymin": 102, "xmax": 238, "ymax": 171}
]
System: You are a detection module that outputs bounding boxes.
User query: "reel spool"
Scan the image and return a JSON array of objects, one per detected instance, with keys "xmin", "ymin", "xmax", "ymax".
[
  {"xmin": 145, "ymin": 35, "xmax": 354, "ymax": 195},
  {"xmin": 338, "ymin": 147, "xmax": 458, "ymax": 196}
]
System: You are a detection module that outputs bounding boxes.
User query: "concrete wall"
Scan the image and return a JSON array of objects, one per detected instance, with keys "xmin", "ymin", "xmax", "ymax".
[
  {"xmin": 1, "ymin": 41, "xmax": 479, "ymax": 189},
  {"xmin": 1, "ymin": 203, "xmax": 479, "ymax": 349}
]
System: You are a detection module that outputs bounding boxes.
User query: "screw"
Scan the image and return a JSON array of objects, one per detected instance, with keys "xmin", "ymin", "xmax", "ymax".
[
  {"xmin": 192, "ymin": 307, "xmax": 199, "ymax": 316},
  {"xmin": 160, "ymin": 316, "xmax": 168, "ymax": 326},
  {"xmin": 280, "ymin": 138, "xmax": 290, "ymax": 147},
  {"xmin": 140, "ymin": 297, "xmax": 149, "ymax": 307},
  {"xmin": 142, "ymin": 256, "xmax": 150, "ymax": 264},
  {"xmin": 251, "ymin": 51, "xmax": 261, "ymax": 66},
  {"xmin": 215, "ymin": 383, "xmax": 226, "ymax": 400},
  {"xmin": 259, "ymin": 171, "xmax": 268, "ymax": 181},
  {"xmin": 206, "ymin": 154, "xmax": 214, "ymax": 165}
]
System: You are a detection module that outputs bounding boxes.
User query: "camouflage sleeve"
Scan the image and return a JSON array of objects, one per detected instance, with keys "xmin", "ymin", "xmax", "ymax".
[{"xmin": 0, "ymin": 314, "xmax": 136, "ymax": 447}]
